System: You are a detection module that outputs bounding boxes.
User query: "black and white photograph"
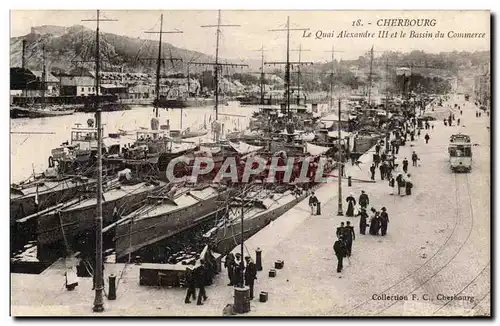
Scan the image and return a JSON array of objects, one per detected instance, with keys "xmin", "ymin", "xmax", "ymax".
[{"xmin": 8, "ymin": 9, "xmax": 491, "ymax": 317}]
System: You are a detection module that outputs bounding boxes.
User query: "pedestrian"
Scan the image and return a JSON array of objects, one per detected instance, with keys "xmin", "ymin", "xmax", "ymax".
[
  {"xmin": 458, "ymin": 118, "xmax": 460, "ymax": 125},
  {"xmin": 424, "ymin": 133, "xmax": 430, "ymax": 144},
  {"xmin": 336, "ymin": 222, "xmax": 345, "ymax": 239},
  {"xmin": 244, "ymin": 256, "xmax": 257, "ymax": 300},
  {"xmin": 388, "ymin": 175, "xmax": 395, "ymax": 195},
  {"xmin": 358, "ymin": 190, "xmax": 369, "ymax": 209},
  {"xmin": 381, "ymin": 152, "xmax": 387, "ymax": 163},
  {"xmin": 448, "ymin": 116, "xmax": 452, "ymax": 126},
  {"xmin": 460, "ymin": 110, "xmax": 463, "ymax": 115},
  {"xmin": 395, "ymin": 173, "xmax": 404, "ymax": 195},
  {"xmin": 405, "ymin": 174, "xmax": 413, "ymax": 195},
  {"xmin": 380, "ymin": 207, "xmax": 389, "ymax": 236},
  {"xmin": 410, "ymin": 131, "xmax": 415, "ymax": 141},
  {"xmin": 342, "ymin": 221, "xmax": 356, "ymax": 257},
  {"xmin": 373, "ymin": 152, "xmax": 380, "ymax": 167},
  {"xmin": 431, "ymin": 124, "xmax": 434, "ymax": 130},
  {"xmin": 346, "ymin": 194, "xmax": 356, "ymax": 217},
  {"xmin": 356, "ymin": 207, "xmax": 369, "ymax": 235},
  {"xmin": 402, "ymin": 158, "xmax": 409, "ymax": 173},
  {"xmin": 370, "ymin": 163, "xmax": 376, "ymax": 180},
  {"xmin": 308, "ymin": 192, "xmax": 318, "ymax": 215},
  {"xmin": 333, "ymin": 235, "xmax": 348, "ymax": 273},
  {"xmin": 196, "ymin": 261, "xmax": 208, "ymax": 305},
  {"xmin": 417, "ymin": 128, "xmax": 421, "ymax": 138},
  {"xmin": 379, "ymin": 163, "xmax": 386, "ymax": 180},
  {"xmin": 375, "ymin": 143, "xmax": 381, "ymax": 155},
  {"xmin": 369, "ymin": 210, "xmax": 381, "ymax": 235},
  {"xmin": 225, "ymin": 253, "xmax": 235, "ymax": 286},
  {"xmin": 184, "ymin": 267, "xmax": 197, "ymax": 304},
  {"xmin": 233, "ymin": 253, "xmax": 244, "ymax": 287},
  {"xmin": 411, "ymin": 151, "xmax": 418, "ymax": 167}
]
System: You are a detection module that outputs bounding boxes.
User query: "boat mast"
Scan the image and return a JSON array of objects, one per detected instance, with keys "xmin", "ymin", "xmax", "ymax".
[
  {"xmin": 144, "ymin": 14, "xmax": 183, "ymax": 119},
  {"xmin": 330, "ymin": 47, "xmax": 334, "ymax": 109},
  {"xmin": 155, "ymin": 14, "xmax": 163, "ymax": 118},
  {"xmin": 41, "ymin": 44, "xmax": 46, "ymax": 109},
  {"xmin": 268, "ymin": 18, "xmax": 310, "ymax": 119},
  {"xmin": 260, "ymin": 46, "xmax": 265, "ymax": 105},
  {"xmin": 368, "ymin": 45, "xmax": 374, "ymax": 107},
  {"xmin": 200, "ymin": 10, "xmax": 246, "ymax": 141},
  {"xmin": 82, "ymin": 9, "xmax": 116, "ymax": 313},
  {"xmin": 291, "ymin": 45, "xmax": 311, "ymax": 106},
  {"xmin": 214, "ymin": 11, "xmax": 221, "ymax": 121}
]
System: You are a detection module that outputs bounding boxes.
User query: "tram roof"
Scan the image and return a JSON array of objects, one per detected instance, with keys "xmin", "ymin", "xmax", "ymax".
[{"xmin": 448, "ymin": 142, "xmax": 472, "ymax": 146}]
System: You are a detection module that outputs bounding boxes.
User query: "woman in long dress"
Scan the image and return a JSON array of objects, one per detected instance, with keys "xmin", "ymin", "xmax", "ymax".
[
  {"xmin": 346, "ymin": 193, "xmax": 356, "ymax": 217},
  {"xmin": 369, "ymin": 208, "xmax": 380, "ymax": 235}
]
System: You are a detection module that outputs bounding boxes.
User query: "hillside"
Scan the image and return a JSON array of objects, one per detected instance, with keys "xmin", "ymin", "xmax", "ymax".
[{"xmin": 10, "ymin": 24, "xmax": 224, "ymax": 74}]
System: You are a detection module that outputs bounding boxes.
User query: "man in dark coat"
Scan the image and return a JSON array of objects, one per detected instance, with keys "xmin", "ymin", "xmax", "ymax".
[
  {"xmin": 184, "ymin": 267, "xmax": 197, "ymax": 304},
  {"xmin": 411, "ymin": 151, "xmax": 418, "ymax": 167},
  {"xmin": 244, "ymin": 256, "xmax": 257, "ymax": 300},
  {"xmin": 380, "ymin": 207, "xmax": 389, "ymax": 236},
  {"xmin": 396, "ymin": 174, "xmax": 403, "ymax": 195},
  {"xmin": 356, "ymin": 207, "xmax": 369, "ymax": 235},
  {"xmin": 370, "ymin": 164, "xmax": 376, "ymax": 180},
  {"xmin": 342, "ymin": 221, "xmax": 356, "ymax": 257},
  {"xmin": 375, "ymin": 144, "xmax": 381, "ymax": 155},
  {"xmin": 402, "ymin": 158, "xmax": 409, "ymax": 173},
  {"xmin": 333, "ymin": 236, "xmax": 347, "ymax": 273},
  {"xmin": 359, "ymin": 190, "xmax": 369, "ymax": 209},
  {"xmin": 309, "ymin": 192, "xmax": 319, "ymax": 215},
  {"xmin": 196, "ymin": 261, "xmax": 208, "ymax": 305},
  {"xmin": 424, "ymin": 133, "xmax": 430, "ymax": 144},
  {"xmin": 225, "ymin": 253, "xmax": 236, "ymax": 286},
  {"xmin": 336, "ymin": 222, "xmax": 345, "ymax": 239},
  {"xmin": 379, "ymin": 163, "xmax": 386, "ymax": 180}
]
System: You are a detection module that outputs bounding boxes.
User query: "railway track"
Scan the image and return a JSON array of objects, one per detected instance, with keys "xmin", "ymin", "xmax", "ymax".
[{"xmin": 341, "ymin": 173, "xmax": 478, "ymax": 316}]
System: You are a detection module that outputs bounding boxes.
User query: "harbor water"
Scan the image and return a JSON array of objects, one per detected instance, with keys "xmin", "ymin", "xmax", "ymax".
[{"xmin": 10, "ymin": 102, "xmax": 257, "ymax": 184}]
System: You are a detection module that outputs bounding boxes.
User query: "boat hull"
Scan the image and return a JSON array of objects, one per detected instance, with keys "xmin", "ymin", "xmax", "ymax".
[
  {"xmin": 10, "ymin": 106, "xmax": 75, "ymax": 119},
  {"xmin": 157, "ymin": 98, "xmax": 227, "ymax": 108},
  {"xmin": 114, "ymin": 189, "xmax": 232, "ymax": 260},
  {"xmin": 35, "ymin": 184, "xmax": 158, "ymax": 253},
  {"xmin": 10, "ymin": 178, "xmax": 96, "ymax": 223},
  {"xmin": 210, "ymin": 192, "xmax": 307, "ymax": 255}
]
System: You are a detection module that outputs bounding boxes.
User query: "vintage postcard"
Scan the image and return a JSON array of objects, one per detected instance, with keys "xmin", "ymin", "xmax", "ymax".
[{"xmin": 9, "ymin": 9, "xmax": 491, "ymax": 317}]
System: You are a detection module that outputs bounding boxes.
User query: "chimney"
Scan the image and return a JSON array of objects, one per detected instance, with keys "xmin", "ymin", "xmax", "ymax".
[{"xmin": 21, "ymin": 39, "xmax": 26, "ymax": 69}]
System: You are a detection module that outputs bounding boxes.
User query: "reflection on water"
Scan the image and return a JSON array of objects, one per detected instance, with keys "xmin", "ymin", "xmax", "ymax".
[{"xmin": 10, "ymin": 102, "xmax": 256, "ymax": 183}]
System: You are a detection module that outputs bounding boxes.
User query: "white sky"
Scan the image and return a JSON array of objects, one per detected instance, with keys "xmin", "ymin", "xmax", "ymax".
[{"xmin": 10, "ymin": 10, "xmax": 490, "ymax": 62}]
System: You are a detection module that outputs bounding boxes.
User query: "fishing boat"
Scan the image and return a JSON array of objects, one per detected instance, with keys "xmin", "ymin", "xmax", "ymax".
[
  {"xmin": 34, "ymin": 177, "xmax": 166, "ymax": 261},
  {"xmin": 10, "ymin": 105, "xmax": 75, "ymax": 119},
  {"xmin": 112, "ymin": 183, "xmax": 233, "ymax": 261}
]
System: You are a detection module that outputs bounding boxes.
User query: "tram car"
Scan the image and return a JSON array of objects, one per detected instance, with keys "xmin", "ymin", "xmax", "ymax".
[{"xmin": 448, "ymin": 133, "xmax": 472, "ymax": 172}]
